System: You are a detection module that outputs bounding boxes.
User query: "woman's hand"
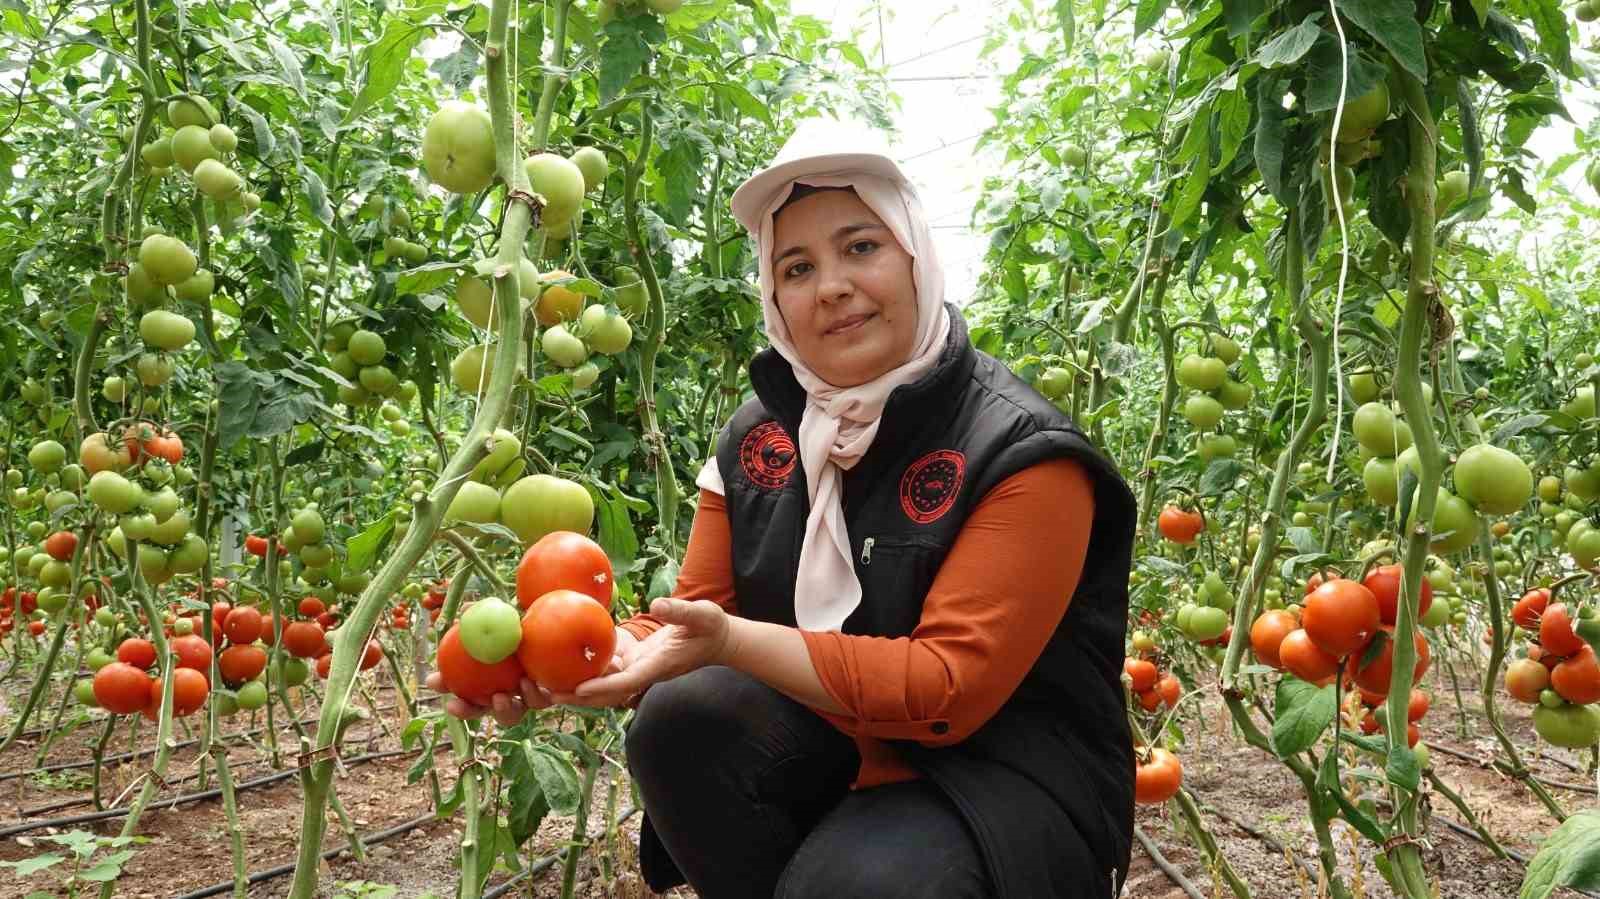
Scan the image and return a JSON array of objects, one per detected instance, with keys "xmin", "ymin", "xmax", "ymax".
[
  {"xmin": 552, "ymin": 598, "xmax": 734, "ymax": 708},
  {"xmin": 425, "ymin": 627, "xmax": 641, "ymax": 724}
]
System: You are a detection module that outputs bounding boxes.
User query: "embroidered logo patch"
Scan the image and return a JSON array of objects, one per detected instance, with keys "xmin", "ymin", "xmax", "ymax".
[
  {"xmin": 740, "ymin": 422, "xmax": 796, "ymax": 491},
  {"xmin": 899, "ymin": 450, "xmax": 965, "ymax": 524}
]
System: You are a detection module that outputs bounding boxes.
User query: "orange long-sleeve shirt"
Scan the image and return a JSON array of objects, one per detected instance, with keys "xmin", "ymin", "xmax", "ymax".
[{"xmin": 620, "ymin": 457, "xmax": 1094, "ymax": 789}]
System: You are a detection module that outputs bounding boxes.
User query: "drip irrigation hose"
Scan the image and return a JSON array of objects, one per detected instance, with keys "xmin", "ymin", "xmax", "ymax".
[
  {"xmin": 1132, "ymin": 824, "xmax": 1207, "ymax": 899},
  {"xmin": 0, "ymin": 746, "xmax": 433, "ymax": 837},
  {"xmin": 1426, "ymin": 740, "xmax": 1596, "ymax": 794},
  {"xmin": 0, "ymin": 704, "xmax": 399, "ymax": 783}
]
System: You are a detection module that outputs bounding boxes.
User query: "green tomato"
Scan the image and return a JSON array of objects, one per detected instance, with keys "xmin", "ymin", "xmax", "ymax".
[
  {"xmin": 458, "ymin": 597, "xmax": 523, "ymax": 664},
  {"xmin": 422, "ymin": 101, "xmax": 497, "ymax": 194},
  {"xmin": 1176, "ymin": 354, "xmax": 1226, "ymax": 391},
  {"xmin": 446, "ymin": 481, "xmax": 501, "ymax": 524},
  {"xmin": 499, "ymin": 474, "xmax": 594, "ymax": 545},
  {"xmin": 1352, "ymin": 402, "xmax": 1409, "ymax": 456},
  {"xmin": 1534, "ymin": 703, "xmax": 1600, "ymax": 748},
  {"xmin": 1453, "ymin": 444, "xmax": 1532, "ymax": 516},
  {"xmin": 541, "ymin": 324, "xmax": 589, "ymax": 369},
  {"xmin": 1183, "ymin": 394, "xmax": 1225, "ymax": 431},
  {"xmin": 1350, "ymin": 371, "xmax": 1380, "ymax": 404},
  {"xmin": 523, "ymin": 153, "xmax": 587, "ymax": 226},
  {"xmin": 1187, "ymin": 606, "xmax": 1229, "ymax": 641}
]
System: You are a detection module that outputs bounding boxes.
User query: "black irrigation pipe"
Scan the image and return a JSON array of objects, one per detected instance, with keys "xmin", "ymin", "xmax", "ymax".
[
  {"xmin": 1432, "ymin": 813, "xmax": 1600, "ymax": 899},
  {"xmin": 172, "ymin": 810, "xmax": 442, "ymax": 899},
  {"xmin": 483, "ymin": 805, "xmax": 641, "ymax": 899},
  {"xmin": 0, "ymin": 745, "xmax": 436, "ymax": 837},
  {"xmin": 0, "ymin": 704, "xmax": 402, "ymax": 784},
  {"xmin": 1132, "ymin": 824, "xmax": 1206, "ymax": 899},
  {"xmin": 15, "ymin": 720, "xmax": 395, "ymax": 818},
  {"xmin": 1427, "ymin": 740, "xmax": 1597, "ymax": 794}
]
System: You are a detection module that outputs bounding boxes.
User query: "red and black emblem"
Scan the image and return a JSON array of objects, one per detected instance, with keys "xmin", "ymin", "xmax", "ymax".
[
  {"xmin": 899, "ymin": 450, "xmax": 965, "ymax": 524},
  {"xmin": 740, "ymin": 422, "xmax": 796, "ymax": 491}
]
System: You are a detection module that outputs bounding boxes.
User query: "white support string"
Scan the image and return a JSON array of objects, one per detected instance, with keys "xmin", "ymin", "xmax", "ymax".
[{"xmin": 1324, "ymin": 0, "xmax": 1354, "ymax": 486}]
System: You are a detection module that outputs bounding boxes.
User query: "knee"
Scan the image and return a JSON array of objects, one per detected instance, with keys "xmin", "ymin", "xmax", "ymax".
[{"xmin": 625, "ymin": 665, "xmax": 762, "ymax": 776}]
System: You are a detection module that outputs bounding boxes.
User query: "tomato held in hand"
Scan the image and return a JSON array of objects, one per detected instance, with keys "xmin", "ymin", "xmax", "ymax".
[
  {"xmin": 516, "ymin": 532, "xmax": 613, "ymax": 611},
  {"xmin": 437, "ymin": 624, "xmax": 525, "ymax": 706},
  {"xmin": 518, "ymin": 590, "xmax": 616, "ymax": 693}
]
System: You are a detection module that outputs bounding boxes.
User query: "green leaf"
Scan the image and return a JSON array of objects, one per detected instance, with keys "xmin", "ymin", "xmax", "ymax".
[
  {"xmin": 346, "ymin": 512, "xmax": 395, "ymax": 573},
  {"xmin": 502, "ymin": 745, "xmax": 551, "ymax": 847},
  {"xmin": 264, "ymin": 34, "xmax": 307, "ymax": 98},
  {"xmin": 1271, "ymin": 678, "xmax": 1336, "ymax": 757},
  {"xmin": 1255, "ymin": 18, "xmax": 1322, "ymax": 68},
  {"xmin": 599, "ymin": 16, "xmax": 665, "ymax": 104},
  {"xmin": 1133, "ymin": 0, "xmax": 1171, "ymax": 35},
  {"xmin": 1492, "ymin": 414, "xmax": 1547, "ymax": 445},
  {"xmin": 1337, "ymin": 0, "xmax": 1425, "ymax": 80},
  {"xmin": 216, "ymin": 362, "xmax": 271, "ymax": 450},
  {"xmin": 1254, "ymin": 78, "xmax": 1291, "ymax": 205},
  {"xmin": 1302, "ymin": 40, "xmax": 1385, "ymax": 114},
  {"xmin": 1520, "ymin": 810, "xmax": 1600, "ymax": 898},
  {"xmin": 2, "ymin": 853, "xmax": 65, "ymax": 875},
  {"xmin": 1385, "ymin": 742, "xmax": 1420, "ymax": 792},
  {"xmin": 1198, "ymin": 459, "xmax": 1244, "ymax": 496},
  {"xmin": 79, "ymin": 849, "xmax": 136, "ymax": 882},
  {"xmin": 346, "ymin": 19, "xmax": 430, "ymax": 124},
  {"xmin": 1285, "ymin": 526, "xmax": 1321, "ymax": 556},
  {"xmin": 524, "ymin": 744, "xmax": 581, "ymax": 816},
  {"xmin": 591, "ymin": 483, "xmax": 638, "ymax": 576},
  {"xmin": 396, "ymin": 261, "xmax": 466, "ymax": 296}
]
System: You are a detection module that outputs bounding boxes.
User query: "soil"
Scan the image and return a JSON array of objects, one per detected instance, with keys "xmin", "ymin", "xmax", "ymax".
[{"xmin": 0, "ymin": 652, "xmax": 1593, "ymax": 898}]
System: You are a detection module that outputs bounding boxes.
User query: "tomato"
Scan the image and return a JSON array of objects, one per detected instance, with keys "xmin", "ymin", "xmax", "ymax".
[
  {"xmin": 1279, "ymin": 629, "xmax": 1339, "ymax": 685},
  {"xmin": 501, "ymin": 475, "xmax": 596, "ymax": 546},
  {"xmin": 1453, "ymin": 444, "xmax": 1533, "ymax": 516},
  {"xmin": 1505, "ymin": 658, "xmax": 1549, "ymax": 703},
  {"xmin": 579, "ymin": 304, "xmax": 632, "ymax": 355},
  {"xmin": 1352, "ymin": 402, "xmax": 1409, "ymax": 456},
  {"xmin": 218, "ymin": 644, "xmax": 267, "ymax": 686},
  {"xmin": 1542, "ymin": 603, "xmax": 1587, "ymax": 658},
  {"xmin": 516, "ymin": 531, "xmax": 613, "ymax": 610},
  {"xmin": 1335, "ymin": 81, "xmax": 1389, "ymax": 142},
  {"xmin": 518, "ymin": 590, "xmax": 616, "ymax": 692},
  {"xmin": 1553, "ymin": 645, "xmax": 1600, "ymax": 705},
  {"xmin": 138, "ymin": 309, "xmax": 196, "ymax": 352},
  {"xmin": 282, "ymin": 620, "xmax": 327, "ymax": 659},
  {"xmin": 460, "ymin": 597, "xmax": 525, "ymax": 663},
  {"xmin": 316, "ymin": 610, "xmax": 338, "ymax": 629},
  {"xmin": 117, "ymin": 637, "xmax": 157, "ymax": 670},
  {"xmin": 1345, "ymin": 629, "xmax": 1430, "ymax": 694},
  {"xmin": 438, "ymin": 624, "xmax": 525, "ymax": 705},
  {"xmin": 1155, "ymin": 674, "xmax": 1181, "ymax": 709},
  {"xmin": 1302, "ymin": 578, "xmax": 1380, "ymax": 658},
  {"xmin": 316, "ymin": 653, "xmax": 332, "ymax": 679},
  {"xmin": 88, "ymin": 470, "xmax": 143, "ymax": 514},
  {"xmin": 1123, "ymin": 658, "xmax": 1158, "ymax": 692},
  {"xmin": 192, "ymin": 158, "xmax": 242, "ymax": 199},
  {"xmin": 245, "ymin": 534, "xmax": 270, "ymax": 557},
  {"xmin": 1533, "ymin": 703, "xmax": 1600, "ymax": 748},
  {"xmin": 1157, "ymin": 506, "xmax": 1204, "ymax": 544},
  {"xmin": 43, "ymin": 531, "xmax": 78, "ymax": 562},
  {"xmin": 1360, "ymin": 564, "xmax": 1432, "ymax": 627},
  {"xmin": 1513, "ymin": 588, "xmax": 1551, "ymax": 631},
  {"xmin": 422, "ymin": 101, "xmax": 497, "ymax": 194},
  {"xmin": 26, "ymin": 620, "xmax": 43, "ymax": 637},
  {"xmin": 533, "ymin": 270, "xmax": 584, "ymax": 326},
  {"xmin": 94, "ymin": 662, "xmax": 154, "ymax": 715},
  {"xmin": 298, "ymin": 596, "xmax": 326, "ymax": 618},
  {"xmin": 1408, "ymin": 690, "xmax": 1430, "ymax": 722},
  {"xmin": 1360, "ymin": 711, "xmax": 1380, "ymax": 734},
  {"xmin": 222, "ymin": 605, "xmax": 263, "ymax": 645},
  {"xmin": 612, "ymin": 265, "xmax": 647, "ymax": 317},
  {"xmin": 1135, "ymin": 689, "xmax": 1161, "ymax": 711},
  {"xmin": 79, "ymin": 432, "xmax": 132, "ymax": 474},
  {"xmin": 1134, "ymin": 748, "xmax": 1183, "ymax": 804},
  {"xmin": 170, "ymin": 634, "xmax": 213, "ymax": 674},
  {"xmin": 446, "ymin": 481, "xmax": 501, "ymax": 524},
  {"xmin": 541, "ymin": 324, "xmax": 590, "ymax": 369},
  {"xmin": 150, "ymin": 667, "xmax": 209, "ymax": 716},
  {"xmin": 1402, "ymin": 487, "xmax": 1478, "ymax": 556},
  {"xmin": 523, "ymin": 153, "xmax": 587, "ymax": 226},
  {"xmin": 1175, "ymin": 354, "xmax": 1225, "ymax": 391},
  {"xmin": 1249, "ymin": 609, "xmax": 1298, "ymax": 669}
]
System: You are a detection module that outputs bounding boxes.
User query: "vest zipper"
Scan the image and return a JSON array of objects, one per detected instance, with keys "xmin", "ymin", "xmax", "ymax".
[{"xmin": 860, "ymin": 537, "xmax": 874, "ymax": 566}]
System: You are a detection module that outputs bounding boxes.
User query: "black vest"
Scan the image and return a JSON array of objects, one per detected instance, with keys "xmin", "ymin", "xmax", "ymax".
[{"xmin": 662, "ymin": 306, "xmax": 1137, "ymax": 896}]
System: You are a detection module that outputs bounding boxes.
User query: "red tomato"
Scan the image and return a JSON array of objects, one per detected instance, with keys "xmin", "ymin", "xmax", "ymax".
[
  {"xmin": 1135, "ymin": 748, "xmax": 1183, "ymax": 804},
  {"xmin": 1513, "ymin": 588, "xmax": 1551, "ymax": 632},
  {"xmin": 44, "ymin": 531, "xmax": 78, "ymax": 562},
  {"xmin": 94, "ymin": 662, "xmax": 154, "ymax": 714},
  {"xmin": 1157, "ymin": 507, "xmax": 1204, "ymax": 545},
  {"xmin": 117, "ymin": 637, "xmax": 157, "ymax": 670},
  {"xmin": 1542, "ymin": 604, "xmax": 1587, "ymax": 658},
  {"xmin": 437, "ymin": 625, "xmax": 524, "ymax": 705},
  {"xmin": 316, "ymin": 611, "xmax": 337, "ymax": 630},
  {"xmin": 170, "ymin": 634, "xmax": 213, "ymax": 675},
  {"xmin": 1124, "ymin": 658, "xmax": 1158, "ymax": 692},
  {"xmin": 223, "ymin": 605, "xmax": 264, "ymax": 645},
  {"xmin": 244, "ymin": 535, "xmax": 270, "ymax": 557},
  {"xmin": 516, "ymin": 532, "xmax": 614, "ymax": 610},
  {"xmin": 1361, "ymin": 564, "xmax": 1432, "ymax": 627},
  {"xmin": 218, "ymin": 645, "xmax": 267, "ymax": 685},
  {"xmin": 518, "ymin": 590, "xmax": 616, "ymax": 692},
  {"xmin": 282, "ymin": 621, "xmax": 326, "ymax": 658},
  {"xmin": 149, "ymin": 667, "xmax": 208, "ymax": 716},
  {"xmin": 298, "ymin": 596, "xmax": 326, "ymax": 618},
  {"xmin": 316, "ymin": 653, "xmax": 332, "ymax": 679},
  {"xmin": 360, "ymin": 639, "xmax": 384, "ymax": 671}
]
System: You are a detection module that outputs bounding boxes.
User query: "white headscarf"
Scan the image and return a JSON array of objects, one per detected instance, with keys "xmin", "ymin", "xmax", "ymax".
[{"xmin": 697, "ymin": 169, "xmax": 951, "ymax": 631}]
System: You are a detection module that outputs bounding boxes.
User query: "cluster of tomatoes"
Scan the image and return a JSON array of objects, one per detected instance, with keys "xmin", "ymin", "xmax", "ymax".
[
  {"xmin": 1174, "ymin": 335, "xmax": 1252, "ymax": 465},
  {"xmin": 0, "ymin": 585, "xmax": 43, "ymax": 637},
  {"xmin": 437, "ymin": 531, "xmax": 616, "ymax": 705},
  {"xmin": 89, "ymin": 628, "xmax": 214, "ymax": 718},
  {"xmin": 1250, "ymin": 564, "xmax": 1433, "ymax": 743},
  {"xmin": 1500, "ymin": 587, "xmax": 1600, "ymax": 748},
  {"xmin": 273, "ymin": 595, "xmax": 384, "ymax": 680},
  {"xmin": 1123, "ymin": 639, "xmax": 1182, "ymax": 714}
]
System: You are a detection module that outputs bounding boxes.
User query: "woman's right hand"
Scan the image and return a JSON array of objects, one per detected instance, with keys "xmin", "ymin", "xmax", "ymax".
[{"xmin": 426, "ymin": 626, "xmax": 639, "ymax": 725}]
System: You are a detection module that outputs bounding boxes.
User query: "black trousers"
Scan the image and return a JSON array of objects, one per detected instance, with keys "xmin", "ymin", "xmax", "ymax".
[{"xmin": 626, "ymin": 665, "xmax": 994, "ymax": 899}]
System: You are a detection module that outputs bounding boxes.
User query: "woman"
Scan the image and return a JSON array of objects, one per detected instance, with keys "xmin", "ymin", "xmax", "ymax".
[{"xmin": 431, "ymin": 121, "xmax": 1138, "ymax": 898}]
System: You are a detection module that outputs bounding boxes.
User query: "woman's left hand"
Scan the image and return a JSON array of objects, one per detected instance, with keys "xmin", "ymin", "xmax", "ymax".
[{"xmin": 550, "ymin": 598, "xmax": 735, "ymax": 708}]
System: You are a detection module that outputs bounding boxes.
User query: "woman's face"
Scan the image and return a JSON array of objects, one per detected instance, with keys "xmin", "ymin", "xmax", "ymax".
[{"xmin": 770, "ymin": 188, "xmax": 919, "ymax": 388}]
